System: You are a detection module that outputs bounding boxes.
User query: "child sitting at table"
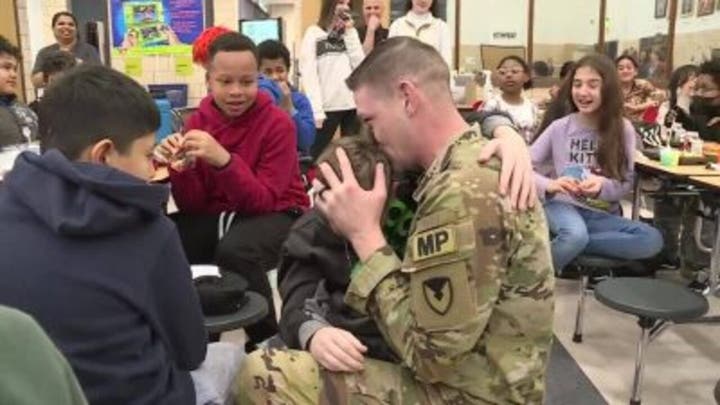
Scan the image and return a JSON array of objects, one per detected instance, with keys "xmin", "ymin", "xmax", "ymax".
[
  {"xmin": 0, "ymin": 64, "xmax": 241, "ymax": 405},
  {"xmin": 531, "ymin": 54, "xmax": 663, "ymax": 276},
  {"xmin": 481, "ymin": 55, "xmax": 540, "ymax": 143},
  {"xmin": 0, "ymin": 35, "xmax": 37, "ymax": 148},
  {"xmin": 158, "ymin": 32, "xmax": 309, "ymax": 351}
]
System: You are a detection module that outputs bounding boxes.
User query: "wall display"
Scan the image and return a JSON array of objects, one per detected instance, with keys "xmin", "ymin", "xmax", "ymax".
[{"xmin": 110, "ymin": 0, "xmax": 205, "ymax": 55}]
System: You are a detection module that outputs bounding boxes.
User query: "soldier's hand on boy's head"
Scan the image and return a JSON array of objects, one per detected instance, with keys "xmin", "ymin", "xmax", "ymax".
[
  {"xmin": 314, "ymin": 148, "xmax": 388, "ymax": 260},
  {"xmin": 478, "ymin": 129, "xmax": 537, "ymax": 211},
  {"xmin": 309, "ymin": 326, "xmax": 366, "ymax": 373},
  {"xmin": 182, "ymin": 130, "xmax": 231, "ymax": 168}
]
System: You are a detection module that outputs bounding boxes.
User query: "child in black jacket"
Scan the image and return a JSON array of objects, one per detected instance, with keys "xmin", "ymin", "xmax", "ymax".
[{"xmin": 277, "ymin": 135, "xmax": 417, "ymax": 362}]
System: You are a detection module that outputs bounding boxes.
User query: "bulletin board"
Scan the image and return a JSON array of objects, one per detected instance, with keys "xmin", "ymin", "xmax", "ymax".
[
  {"xmin": 109, "ymin": 0, "xmax": 205, "ymax": 56},
  {"xmin": 480, "ymin": 44, "xmax": 526, "ymax": 70}
]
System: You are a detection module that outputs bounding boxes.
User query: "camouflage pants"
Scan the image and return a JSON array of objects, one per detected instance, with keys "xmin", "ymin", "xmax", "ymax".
[{"xmin": 234, "ymin": 348, "xmax": 479, "ymax": 405}]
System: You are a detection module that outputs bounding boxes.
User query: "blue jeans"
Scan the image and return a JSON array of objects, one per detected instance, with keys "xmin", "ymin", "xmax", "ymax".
[{"xmin": 544, "ymin": 200, "xmax": 664, "ymax": 274}]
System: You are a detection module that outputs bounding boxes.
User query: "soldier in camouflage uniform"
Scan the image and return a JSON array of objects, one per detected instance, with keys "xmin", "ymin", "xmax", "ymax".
[{"xmin": 235, "ymin": 37, "xmax": 554, "ymax": 405}]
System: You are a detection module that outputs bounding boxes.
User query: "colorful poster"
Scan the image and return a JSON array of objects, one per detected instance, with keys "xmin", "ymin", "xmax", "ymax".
[
  {"xmin": 174, "ymin": 54, "xmax": 194, "ymax": 76},
  {"xmin": 124, "ymin": 56, "xmax": 143, "ymax": 77},
  {"xmin": 110, "ymin": 0, "xmax": 204, "ymax": 56}
]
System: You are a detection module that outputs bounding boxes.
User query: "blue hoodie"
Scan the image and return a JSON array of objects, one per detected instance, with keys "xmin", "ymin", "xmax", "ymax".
[
  {"xmin": 0, "ymin": 150, "xmax": 207, "ymax": 405},
  {"xmin": 290, "ymin": 89, "xmax": 316, "ymax": 154},
  {"xmin": 258, "ymin": 76, "xmax": 316, "ymax": 153}
]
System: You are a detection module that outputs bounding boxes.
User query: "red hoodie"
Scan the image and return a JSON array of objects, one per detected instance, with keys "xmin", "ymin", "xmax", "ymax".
[{"xmin": 170, "ymin": 91, "xmax": 309, "ymax": 215}]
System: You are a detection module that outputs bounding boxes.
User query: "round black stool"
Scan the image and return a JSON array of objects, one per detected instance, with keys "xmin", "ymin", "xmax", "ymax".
[
  {"xmin": 571, "ymin": 255, "xmax": 637, "ymax": 343},
  {"xmin": 205, "ymin": 291, "xmax": 269, "ymax": 341},
  {"xmin": 595, "ymin": 278, "xmax": 709, "ymax": 405}
]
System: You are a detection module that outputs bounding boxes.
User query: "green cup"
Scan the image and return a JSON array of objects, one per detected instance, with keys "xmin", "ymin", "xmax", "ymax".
[{"xmin": 660, "ymin": 148, "xmax": 680, "ymax": 167}]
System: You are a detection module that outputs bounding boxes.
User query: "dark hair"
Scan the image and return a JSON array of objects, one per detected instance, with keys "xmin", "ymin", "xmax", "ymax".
[
  {"xmin": 535, "ymin": 96, "xmax": 573, "ymax": 140},
  {"xmin": 404, "ymin": 0, "xmax": 441, "ymax": 16},
  {"xmin": 532, "ymin": 61, "xmax": 551, "ymax": 77},
  {"xmin": 257, "ymin": 40, "xmax": 290, "ymax": 69},
  {"xmin": 556, "ymin": 54, "xmax": 627, "ymax": 180},
  {"xmin": 559, "ymin": 61, "xmax": 575, "ymax": 79},
  {"xmin": 615, "ymin": 54, "xmax": 639, "ymax": 69},
  {"xmin": 497, "ymin": 55, "xmax": 532, "ymax": 90},
  {"xmin": 40, "ymin": 50, "xmax": 77, "ymax": 80},
  {"xmin": 699, "ymin": 58, "xmax": 720, "ymax": 89},
  {"xmin": 316, "ymin": 133, "xmax": 392, "ymax": 192},
  {"xmin": 39, "ymin": 65, "xmax": 160, "ymax": 159},
  {"xmin": 51, "ymin": 11, "xmax": 78, "ymax": 28},
  {"xmin": 208, "ymin": 32, "xmax": 258, "ymax": 63},
  {"xmin": 668, "ymin": 64, "xmax": 699, "ymax": 108},
  {"xmin": 534, "ymin": 61, "xmax": 577, "ymax": 138},
  {"xmin": 318, "ymin": 0, "xmax": 352, "ymax": 29},
  {"xmin": 0, "ymin": 35, "xmax": 21, "ymax": 60},
  {"xmin": 346, "ymin": 36, "xmax": 449, "ymax": 94}
]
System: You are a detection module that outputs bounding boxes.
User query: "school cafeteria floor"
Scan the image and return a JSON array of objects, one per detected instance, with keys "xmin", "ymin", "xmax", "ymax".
[
  {"xmin": 224, "ymin": 257, "xmax": 720, "ymax": 405},
  {"xmin": 551, "ymin": 274, "xmax": 720, "ymax": 405}
]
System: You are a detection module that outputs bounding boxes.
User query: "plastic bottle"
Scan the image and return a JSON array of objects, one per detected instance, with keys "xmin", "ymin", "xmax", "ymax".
[{"xmin": 153, "ymin": 96, "xmax": 173, "ymax": 142}]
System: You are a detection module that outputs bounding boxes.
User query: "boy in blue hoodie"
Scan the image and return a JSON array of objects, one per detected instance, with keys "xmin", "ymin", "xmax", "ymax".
[
  {"xmin": 0, "ymin": 64, "xmax": 238, "ymax": 405},
  {"xmin": 258, "ymin": 39, "xmax": 316, "ymax": 154}
]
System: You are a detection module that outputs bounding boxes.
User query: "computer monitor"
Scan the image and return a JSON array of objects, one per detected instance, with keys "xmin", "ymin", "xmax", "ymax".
[{"xmin": 239, "ymin": 18, "xmax": 283, "ymax": 45}]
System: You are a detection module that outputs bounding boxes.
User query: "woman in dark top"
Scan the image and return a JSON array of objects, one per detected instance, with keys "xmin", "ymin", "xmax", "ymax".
[{"xmin": 31, "ymin": 12, "xmax": 100, "ymax": 88}]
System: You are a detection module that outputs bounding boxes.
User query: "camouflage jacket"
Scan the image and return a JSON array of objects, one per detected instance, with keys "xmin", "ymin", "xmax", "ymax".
[{"xmin": 344, "ymin": 124, "xmax": 556, "ymax": 404}]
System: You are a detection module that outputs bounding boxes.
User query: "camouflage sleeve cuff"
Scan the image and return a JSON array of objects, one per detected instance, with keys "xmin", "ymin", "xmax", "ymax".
[
  {"xmin": 481, "ymin": 112, "xmax": 517, "ymax": 138},
  {"xmin": 299, "ymin": 319, "xmax": 330, "ymax": 350},
  {"xmin": 345, "ymin": 246, "xmax": 402, "ymax": 314}
]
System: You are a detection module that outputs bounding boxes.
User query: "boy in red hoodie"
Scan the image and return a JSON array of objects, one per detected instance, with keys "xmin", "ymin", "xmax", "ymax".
[{"xmin": 158, "ymin": 32, "xmax": 309, "ymax": 349}]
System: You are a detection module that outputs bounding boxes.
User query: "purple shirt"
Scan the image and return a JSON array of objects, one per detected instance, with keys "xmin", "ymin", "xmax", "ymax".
[{"xmin": 531, "ymin": 113, "xmax": 636, "ymax": 211}]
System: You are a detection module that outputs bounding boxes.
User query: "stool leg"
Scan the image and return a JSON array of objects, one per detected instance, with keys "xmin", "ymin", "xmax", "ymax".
[
  {"xmin": 630, "ymin": 321, "xmax": 653, "ymax": 405},
  {"xmin": 573, "ymin": 274, "xmax": 589, "ymax": 343}
]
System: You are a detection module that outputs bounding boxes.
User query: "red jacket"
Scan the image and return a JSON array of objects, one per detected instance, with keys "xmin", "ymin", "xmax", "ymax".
[{"xmin": 170, "ymin": 91, "xmax": 309, "ymax": 215}]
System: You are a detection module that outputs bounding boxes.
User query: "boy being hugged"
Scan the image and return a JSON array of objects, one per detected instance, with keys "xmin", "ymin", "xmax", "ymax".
[{"xmin": 158, "ymin": 32, "xmax": 309, "ymax": 350}]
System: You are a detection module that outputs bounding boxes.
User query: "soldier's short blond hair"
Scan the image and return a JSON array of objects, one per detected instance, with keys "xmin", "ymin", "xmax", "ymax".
[{"xmin": 345, "ymin": 37, "xmax": 450, "ymax": 96}]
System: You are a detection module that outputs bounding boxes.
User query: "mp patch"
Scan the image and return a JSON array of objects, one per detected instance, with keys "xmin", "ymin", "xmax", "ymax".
[{"xmin": 412, "ymin": 226, "xmax": 457, "ymax": 261}]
